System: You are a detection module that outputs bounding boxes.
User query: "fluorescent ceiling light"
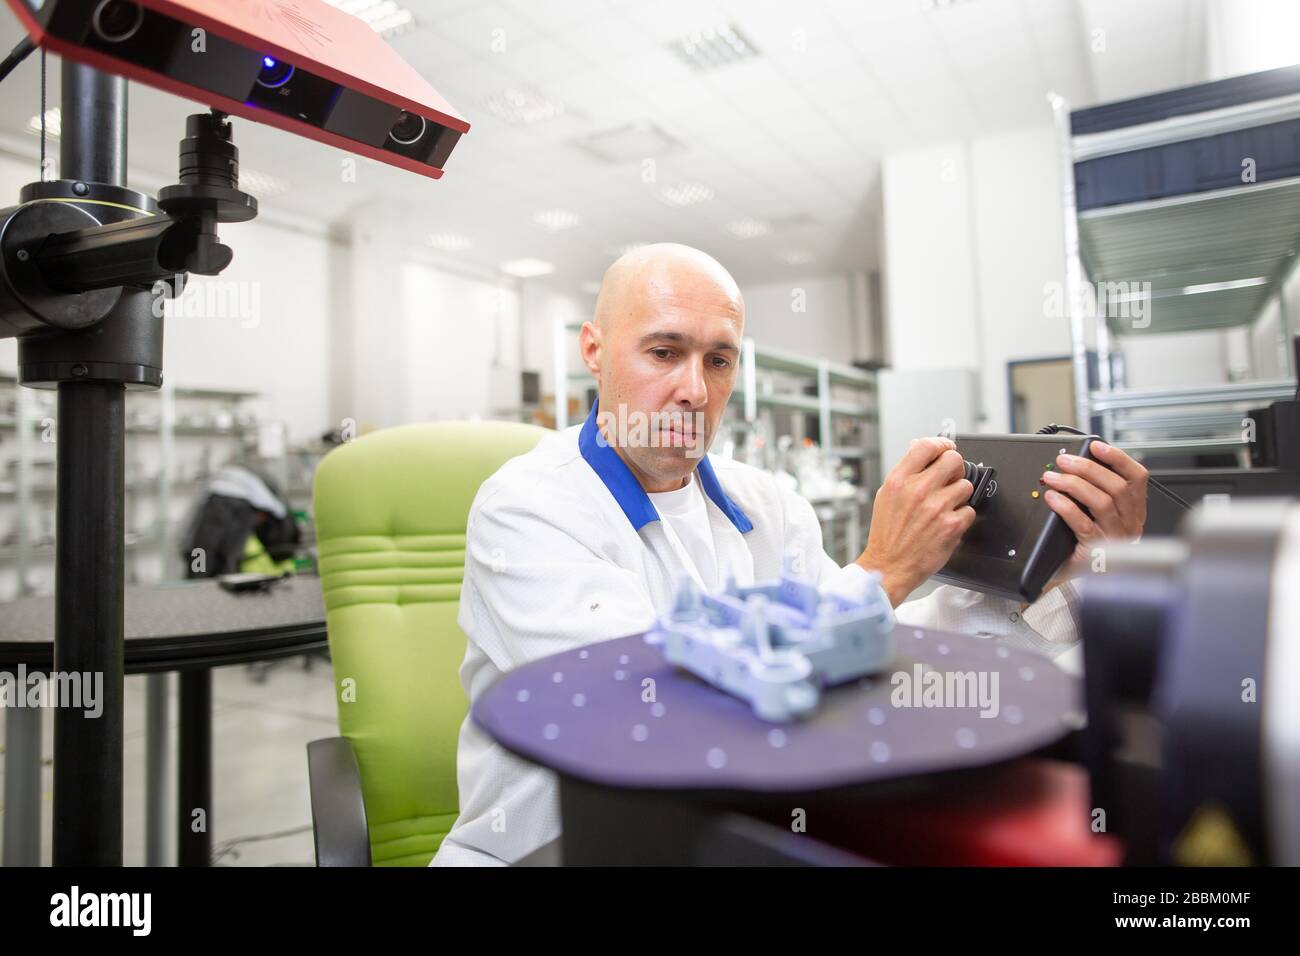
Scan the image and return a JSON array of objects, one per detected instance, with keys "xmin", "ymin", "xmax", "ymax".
[
  {"xmin": 485, "ymin": 87, "xmax": 565, "ymax": 125},
  {"xmin": 727, "ymin": 218, "xmax": 772, "ymax": 239},
  {"xmin": 1179, "ymin": 277, "xmax": 1269, "ymax": 296},
  {"xmin": 779, "ymin": 250, "xmax": 814, "ymax": 265},
  {"xmin": 324, "ymin": 0, "xmax": 416, "ymax": 38},
  {"xmin": 27, "ymin": 107, "xmax": 61, "ymax": 138},
  {"xmin": 533, "ymin": 209, "xmax": 581, "ymax": 232},
  {"xmin": 1107, "ymin": 277, "xmax": 1268, "ymax": 304},
  {"xmin": 659, "ymin": 181, "xmax": 714, "ymax": 207},
  {"xmin": 427, "ymin": 232, "xmax": 473, "ymax": 252},
  {"xmin": 500, "ymin": 257, "xmax": 555, "ymax": 278},
  {"xmin": 669, "ymin": 23, "xmax": 758, "ymax": 72}
]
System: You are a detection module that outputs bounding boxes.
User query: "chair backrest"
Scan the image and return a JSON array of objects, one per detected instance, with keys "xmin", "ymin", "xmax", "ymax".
[{"xmin": 313, "ymin": 420, "xmax": 549, "ymax": 866}]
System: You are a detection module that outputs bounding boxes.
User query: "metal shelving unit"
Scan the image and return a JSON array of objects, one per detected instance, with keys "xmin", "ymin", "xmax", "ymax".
[
  {"xmin": 731, "ymin": 338, "xmax": 879, "ymax": 483},
  {"xmin": 0, "ymin": 377, "xmax": 288, "ymax": 599},
  {"xmin": 1052, "ymin": 69, "xmax": 1300, "ymax": 459}
]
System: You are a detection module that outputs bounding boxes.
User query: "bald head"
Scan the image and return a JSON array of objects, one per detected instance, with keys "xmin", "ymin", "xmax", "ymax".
[
  {"xmin": 593, "ymin": 243, "xmax": 743, "ymax": 335},
  {"xmin": 578, "ymin": 243, "xmax": 745, "ymax": 492}
]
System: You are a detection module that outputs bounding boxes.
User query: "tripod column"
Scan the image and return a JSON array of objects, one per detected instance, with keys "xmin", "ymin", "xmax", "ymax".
[{"xmin": 50, "ymin": 60, "xmax": 128, "ymax": 867}]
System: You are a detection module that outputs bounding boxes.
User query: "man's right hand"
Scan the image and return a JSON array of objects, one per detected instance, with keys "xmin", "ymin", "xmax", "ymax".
[{"xmin": 855, "ymin": 437, "xmax": 976, "ymax": 606}]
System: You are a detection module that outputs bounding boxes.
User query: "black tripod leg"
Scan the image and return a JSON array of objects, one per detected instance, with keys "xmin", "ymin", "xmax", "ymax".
[{"xmin": 51, "ymin": 380, "xmax": 126, "ymax": 866}]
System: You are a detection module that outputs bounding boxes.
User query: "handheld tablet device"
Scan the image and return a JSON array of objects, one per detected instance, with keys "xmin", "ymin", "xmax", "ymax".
[{"xmin": 935, "ymin": 432, "xmax": 1100, "ymax": 603}]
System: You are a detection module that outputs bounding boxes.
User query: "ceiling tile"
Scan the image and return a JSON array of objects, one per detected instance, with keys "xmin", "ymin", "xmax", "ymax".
[{"xmin": 0, "ymin": 0, "xmax": 1214, "ymax": 291}]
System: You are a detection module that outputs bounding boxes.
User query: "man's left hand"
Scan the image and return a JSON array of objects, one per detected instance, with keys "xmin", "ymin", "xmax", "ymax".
[{"xmin": 1040, "ymin": 440, "xmax": 1148, "ymax": 591}]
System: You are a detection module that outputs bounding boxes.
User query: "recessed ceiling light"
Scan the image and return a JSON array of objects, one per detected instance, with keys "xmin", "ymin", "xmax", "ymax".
[
  {"xmin": 669, "ymin": 23, "xmax": 759, "ymax": 72},
  {"xmin": 574, "ymin": 121, "xmax": 684, "ymax": 164},
  {"xmin": 533, "ymin": 209, "xmax": 581, "ymax": 232},
  {"xmin": 427, "ymin": 232, "xmax": 473, "ymax": 252},
  {"xmin": 500, "ymin": 257, "xmax": 555, "ymax": 278},
  {"xmin": 726, "ymin": 219, "xmax": 771, "ymax": 239},
  {"xmin": 27, "ymin": 107, "xmax": 61, "ymax": 138},
  {"xmin": 485, "ymin": 87, "xmax": 565, "ymax": 125},
  {"xmin": 324, "ymin": 0, "xmax": 417, "ymax": 38},
  {"xmin": 920, "ymin": 0, "xmax": 973, "ymax": 11},
  {"xmin": 659, "ymin": 182, "xmax": 714, "ymax": 207},
  {"xmin": 779, "ymin": 250, "xmax": 815, "ymax": 266}
]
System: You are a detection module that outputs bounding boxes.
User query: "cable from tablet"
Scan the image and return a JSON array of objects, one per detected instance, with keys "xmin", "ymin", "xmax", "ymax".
[{"xmin": 1034, "ymin": 424, "xmax": 1192, "ymax": 511}]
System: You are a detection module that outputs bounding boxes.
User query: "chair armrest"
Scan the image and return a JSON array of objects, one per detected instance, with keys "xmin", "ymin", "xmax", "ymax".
[{"xmin": 307, "ymin": 736, "xmax": 372, "ymax": 867}]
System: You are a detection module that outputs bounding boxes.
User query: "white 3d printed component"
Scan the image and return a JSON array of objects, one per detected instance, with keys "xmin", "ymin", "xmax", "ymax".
[{"xmin": 645, "ymin": 554, "xmax": 896, "ymax": 722}]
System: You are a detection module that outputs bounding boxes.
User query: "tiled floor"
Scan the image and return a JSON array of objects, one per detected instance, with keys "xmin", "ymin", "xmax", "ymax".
[{"xmin": 0, "ymin": 654, "xmax": 338, "ymax": 866}]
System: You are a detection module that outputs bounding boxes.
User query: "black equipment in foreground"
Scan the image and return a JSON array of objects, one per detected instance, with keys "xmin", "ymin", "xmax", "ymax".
[
  {"xmin": 1081, "ymin": 498, "xmax": 1299, "ymax": 865},
  {"xmin": 0, "ymin": 62, "xmax": 256, "ymax": 863}
]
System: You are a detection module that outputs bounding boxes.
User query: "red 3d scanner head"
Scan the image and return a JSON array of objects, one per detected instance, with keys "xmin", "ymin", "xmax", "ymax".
[{"xmin": 4, "ymin": 0, "xmax": 468, "ymax": 180}]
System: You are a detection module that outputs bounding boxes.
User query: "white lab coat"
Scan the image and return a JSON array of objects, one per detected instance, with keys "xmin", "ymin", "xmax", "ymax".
[{"xmin": 430, "ymin": 417, "xmax": 1082, "ymax": 866}]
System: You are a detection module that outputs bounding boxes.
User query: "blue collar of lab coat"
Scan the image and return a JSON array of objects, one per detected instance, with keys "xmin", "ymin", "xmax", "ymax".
[{"xmin": 578, "ymin": 399, "xmax": 753, "ymax": 534}]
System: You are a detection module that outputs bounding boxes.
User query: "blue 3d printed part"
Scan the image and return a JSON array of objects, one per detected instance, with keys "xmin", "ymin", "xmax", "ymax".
[{"xmin": 645, "ymin": 555, "xmax": 896, "ymax": 722}]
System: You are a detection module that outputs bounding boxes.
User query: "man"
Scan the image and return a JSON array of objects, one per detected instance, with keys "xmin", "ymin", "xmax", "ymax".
[{"xmin": 430, "ymin": 243, "xmax": 1147, "ymax": 866}]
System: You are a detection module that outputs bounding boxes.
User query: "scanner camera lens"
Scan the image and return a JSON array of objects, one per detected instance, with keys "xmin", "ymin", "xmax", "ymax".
[
  {"xmin": 389, "ymin": 110, "xmax": 427, "ymax": 145},
  {"xmin": 92, "ymin": 1, "xmax": 144, "ymax": 43},
  {"xmin": 255, "ymin": 56, "xmax": 295, "ymax": 89}
]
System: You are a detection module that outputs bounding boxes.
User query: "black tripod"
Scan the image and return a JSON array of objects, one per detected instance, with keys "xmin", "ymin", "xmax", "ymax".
[{"xmin": 0, "ymin": 57, "xmax": 256, "ymax": 865}]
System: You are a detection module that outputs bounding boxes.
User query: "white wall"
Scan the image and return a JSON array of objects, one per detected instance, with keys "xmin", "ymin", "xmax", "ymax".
[
  {"xmin": 338, "ymin": 203, "xmax": 408, "ymax": 433},
  {"xmin": 1207, "ymin": 0, "xmax": 1300, "ymax": 79},
  {"xmin": 881, "ymin": 128, "xmax": 1073, "ymax": 432},
  {"xmin": 401, "ymin": 261, "xmax": 521, "ymax": 422},
  {"xmin": 882, "ymin": 143, "xmax": 982, "ymax": 378},
  {"xmin": 1120, "ymin": 331, "xmax": 1234, "ymax": 388},
  {"xmin": 331, "ymin": 201, "xmax": 525, "ymax": 432},
  {"xmin": 737, "ymin": 274, "xmax": 864, "ymax": 363},
  {"xmin": 163, "ymin": 218, "xmax": 334, "ymax": 442},
  {"xmin": 968, "ymin": 127, "xmax": 1074, "ymax": 430},
  {"xmin": 520, "ymin": 281, "xmax": 588, "ymax": 410}
]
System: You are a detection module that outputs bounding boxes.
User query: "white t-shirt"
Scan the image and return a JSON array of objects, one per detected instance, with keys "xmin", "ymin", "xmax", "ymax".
[{"xmin": 647, "ymin": 472, "xmax": 719, "ymax": 590}]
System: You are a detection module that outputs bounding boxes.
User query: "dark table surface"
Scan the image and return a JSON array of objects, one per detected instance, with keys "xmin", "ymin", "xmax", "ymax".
[
  {"xmin": 475, "ymin": 624, "xmax": 1083, "ymax": 793},
  {"xmin": 0, "ymin": 576, "xmax": 327, "ymax": 671}
]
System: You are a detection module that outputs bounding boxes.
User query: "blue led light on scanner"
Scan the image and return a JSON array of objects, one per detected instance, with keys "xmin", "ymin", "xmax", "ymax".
[{"xmin": 256, "ymin": 55, "xmax": 294, "ymax": 89}]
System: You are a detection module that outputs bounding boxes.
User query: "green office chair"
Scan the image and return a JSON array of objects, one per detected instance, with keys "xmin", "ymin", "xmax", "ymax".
[{"xmin": 307, "ymin": 420, "xmax": 549, "ymax": 866}]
